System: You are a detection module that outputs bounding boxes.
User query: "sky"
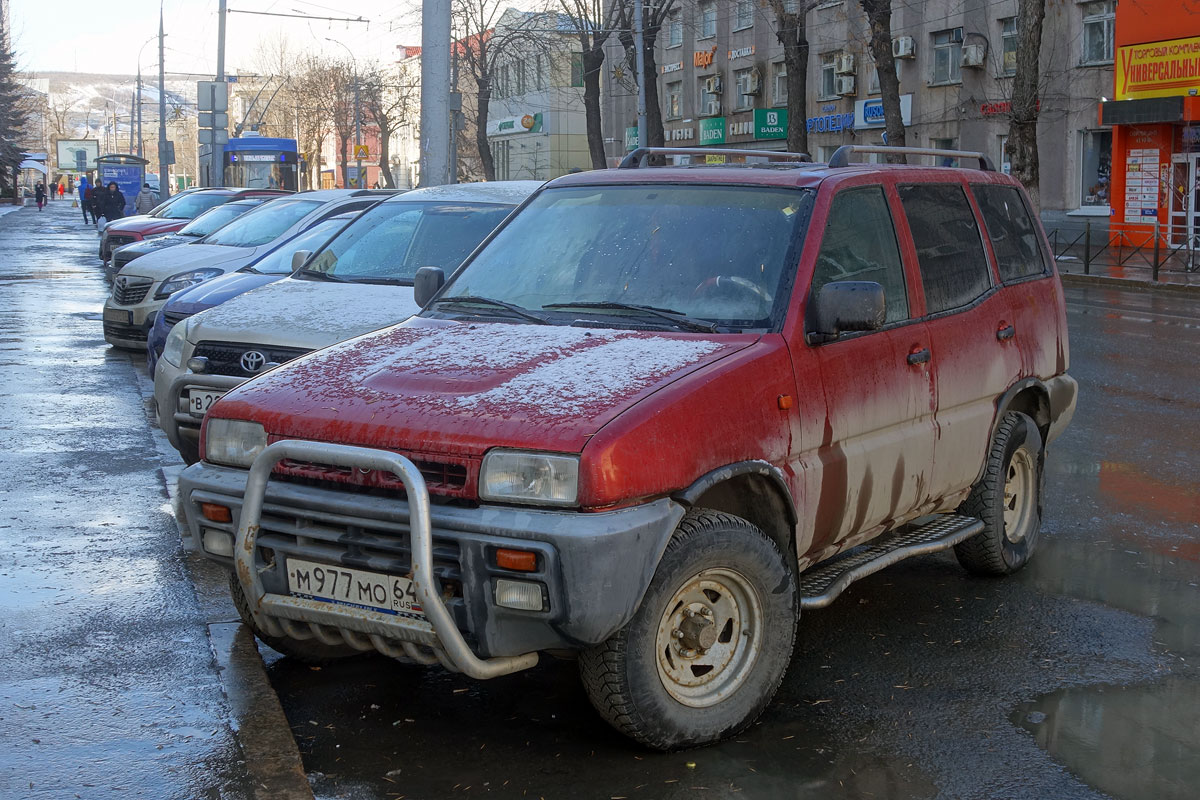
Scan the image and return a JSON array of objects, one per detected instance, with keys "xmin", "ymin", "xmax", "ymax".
[{"xmin": 8, "ymin": 0, "xmax": 425, "ymax": 76}]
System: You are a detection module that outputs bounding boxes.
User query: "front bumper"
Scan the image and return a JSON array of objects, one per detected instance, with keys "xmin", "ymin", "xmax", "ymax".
[
  {"xmin": 158, "ymin": 367, "xmax": 245, "ymax": 451},
  {"xmin": 179, "ymin": 446, "xmax": 683, "ymax": 667},
  {"xmin": 102, "ymin": 294, "xmax": 165, "ymax": 349}
]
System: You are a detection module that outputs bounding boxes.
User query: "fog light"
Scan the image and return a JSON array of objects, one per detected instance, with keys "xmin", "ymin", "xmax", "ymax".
[
  {"xmin": 201, "ymin": 528, "xmax": 234, "ymax": 557},
  {"xmin": 494, "ymin": 579, "xmax": 544, "ymax": 611},
  {"xmin": 200, "ymin": 502, "xmax": 232, "ymax": 523}
]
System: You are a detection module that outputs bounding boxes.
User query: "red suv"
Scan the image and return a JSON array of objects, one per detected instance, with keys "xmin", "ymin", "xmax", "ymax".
[{"xmin": 178, "ymin": 146, "xmax": 1076, "ymax": 750}]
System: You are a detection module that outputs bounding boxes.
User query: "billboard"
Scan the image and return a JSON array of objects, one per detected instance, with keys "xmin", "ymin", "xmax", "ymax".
[
  {"xmin": 1115, "ymin": 35, "xmax": 1200, "ymax": 100},
  {"xmin": 57, "ymin": 139, "xmax": 100, "ymax": 172}
]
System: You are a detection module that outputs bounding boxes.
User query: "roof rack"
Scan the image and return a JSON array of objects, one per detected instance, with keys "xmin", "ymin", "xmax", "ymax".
[
  {"xmin": 828, "ymin": 145, "xmax": 994, "ymax": 171},
  {"xmin": 618, "ymin": 147, "xmax": 813, "ymax": 169}
]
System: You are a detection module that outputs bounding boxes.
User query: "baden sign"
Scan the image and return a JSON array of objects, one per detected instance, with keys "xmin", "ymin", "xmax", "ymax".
[
  {"xmin": 754, "ymin": 108, "xmax": 788, "ymax": 139},
  {"xmin": 699, "ymin": 117, "xmax": 726, "ymax": 145}
]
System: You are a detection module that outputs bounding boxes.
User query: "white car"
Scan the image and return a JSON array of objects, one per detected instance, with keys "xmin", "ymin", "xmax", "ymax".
[
  {"xmin": 102, "ymin": 189, "xmax": 396, "ymax": 350},
  {"xmin": 154, "ymin": 180, "xmax": 541, "ymax": 463}
]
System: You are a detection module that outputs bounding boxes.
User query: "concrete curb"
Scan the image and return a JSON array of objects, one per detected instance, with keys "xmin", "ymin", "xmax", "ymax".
[{"xmin": 1059, "ymin": 271, "xmax": 1200, "ymax": 295}]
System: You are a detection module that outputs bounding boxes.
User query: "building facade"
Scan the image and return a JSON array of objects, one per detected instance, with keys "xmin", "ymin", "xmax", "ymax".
[{"xmin": 602, "ymin": 0, "xmax": 1116, "ymax": 222}]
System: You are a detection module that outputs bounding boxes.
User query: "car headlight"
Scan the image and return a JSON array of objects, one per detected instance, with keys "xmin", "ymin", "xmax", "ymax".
[
  {"xmin": 479, "ymin": 450, "xmax": 579, "ymax": 507},
  {"xmin": 204, "ymin": 418, "xmax": 268, "ymax": 468},
  {"xmin": 162, "ymin": 316, "xmax": 192, "ymax": 367},
  {"xmin": 156, "ymin": 268, "xmax": 223, "ymax": 299}
]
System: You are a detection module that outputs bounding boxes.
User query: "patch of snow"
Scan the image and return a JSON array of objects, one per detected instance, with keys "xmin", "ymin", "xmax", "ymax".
[{"xmin": 398, "ymin": 181, "xmax": 543, "ymax": 206}]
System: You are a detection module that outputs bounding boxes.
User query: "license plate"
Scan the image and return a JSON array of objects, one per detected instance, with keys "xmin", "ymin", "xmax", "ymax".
[
  {"xmin": 286, "ymin": 558, "xmax": 425, "ymax": 618},
  {"xmin": 188, "ymin": 389, "xmax": 224, "ymax": 416},
  {"xmin": 103, "ymin": 307, "xmax": 132, "ymax": 323}
]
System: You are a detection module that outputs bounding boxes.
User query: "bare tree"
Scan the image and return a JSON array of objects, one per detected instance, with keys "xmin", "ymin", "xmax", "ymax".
[
  {"xmin": 359, "ymin": 61, "xmax": 417, "ymax": 189},
  {"xmin": 558, "ymin": 0, "xmax": 622, "ymax": 169},
  {"xmin": 304, "ymin": 56, "xmax": 357, "ymax": 188},
  {"xmin": 764, "ymin": 1, "xmax": 817, "ymax": 156},
  {"xmin": 614, "ymin": 0, "xmax": 677, "ymax": 150},
  {"xmin": 859, "ymin": 0, "xmax": 906, "ymax": 158},
  {"xmin": 1008, "ymin": 0, "xmax": 1046, "ymax": 210}
]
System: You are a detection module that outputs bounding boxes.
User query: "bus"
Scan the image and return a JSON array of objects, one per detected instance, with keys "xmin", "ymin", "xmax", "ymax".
[{"xmin": 223, "ymin": 136, "xmax": 300, "ymax": 191}]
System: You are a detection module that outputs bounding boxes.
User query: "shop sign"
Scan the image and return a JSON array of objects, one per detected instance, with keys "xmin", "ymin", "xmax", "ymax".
[
  {"xmin": 488, "ymin": 112, "xmax": 543, "ymax": 137},
  {"xmin": 1122, "ymin": 148, "xmax": 1161, "ymax": 223},
  {"xmin": 728, "ymin": 46, "xmax": 755, "ymax": 60},
  {"xmin": 694, "ymin": 48, "xmax": 716, "ymax": 68},
  {"xmin": 854, "ymin": 94, "xmax": 913, "ymax": 128},
  {"xmin": 1184, "ymin": 125, "xmax": 1200, "ymax": 148},
  {"xmin": 729, "ymin": 120, "xmax": 754, "ymax": 137},
  {"xmin": 806, "ymin": 111, "xmax": 853, "ymax": 133},
  {"xmin": 625, "ymin": 126, "xmax": 639, "ymax": 151},
  {"xmin": 755, "ymin": 108, "xmax": 788, "ymax": 139},
  {"xmin": 1116, "ymin": 35, "xmax": 1200, "ymax": 100},
  {"xmin": 667, "ymin": 127, "xmax": 695, "ymax": 142},
  {"xmin": 980, "ymin": 100, "xmax": 1040, "ymax": 116},
  {"xmin": 699, "ymin": 116, "xmax": 726, "ymax": 145},
  {"xmin": 661, "ymin": 61, "xmax": 683, "ymax": 74}
]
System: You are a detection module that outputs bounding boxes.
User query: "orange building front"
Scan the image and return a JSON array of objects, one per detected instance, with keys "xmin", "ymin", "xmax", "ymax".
[{"xmin": 1099, "ymin": 2, "xmax": 1200, "ymax": 247}]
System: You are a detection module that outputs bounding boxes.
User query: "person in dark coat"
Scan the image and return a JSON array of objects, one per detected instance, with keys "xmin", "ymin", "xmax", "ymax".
[
  {"xmin": 34, "ymin": 183, "xmax": 46, "ymax": 211},
  {"xmin": 85, "ymin": 182, "xmax": 101, "ymax": 224},
  {"xmin": 101, "ymin": 182, "xmax": 126, "ymax": 223}
]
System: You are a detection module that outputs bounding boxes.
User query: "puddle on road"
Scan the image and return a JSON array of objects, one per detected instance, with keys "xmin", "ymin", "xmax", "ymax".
[{"xmin": 1013, "ymin": 678, "xmax": 1200, "ymax": 800}]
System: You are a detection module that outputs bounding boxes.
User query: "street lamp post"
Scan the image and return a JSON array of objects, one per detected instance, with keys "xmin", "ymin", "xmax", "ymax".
[
  {"xmin": 326, "ymin": 38, "xmax": 362, "ymax": 189},
  {"xmin": 136, "ymin": 35, "xmax": 157, "ymax": 159}
]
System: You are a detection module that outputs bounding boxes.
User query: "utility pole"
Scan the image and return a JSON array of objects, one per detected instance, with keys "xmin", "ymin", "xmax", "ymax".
[
  {"xmin": 354, "ymin": 66, "xmax": 362, "ymax": 188},
  {"xmin": 158, "ymin": 5, "xmax": 171, "ymax": 198},
  {"xmin": 216, "ymin": 0, "xmax": 226, "ymax": 81},
  {"xmin": 136, "ymin": 71, "xmax": 143, "ymax": 158},
  {"xmin": 419, "ymin": 0, "xmax": 450, "ymax": 187},
  {"xmin": 633, "ymin": 0, "xmax": 647, "ymax": 149},
  {"xmin": 129, "ymin": 93, "xmax": 135, "ymax": 152},
  {"xmin": 449, "ymin": 48, "xmax": 459, "ymax": 184}
]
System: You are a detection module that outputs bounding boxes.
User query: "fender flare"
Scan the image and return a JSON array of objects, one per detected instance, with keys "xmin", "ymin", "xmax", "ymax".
[
  {"xmin": 672, "ymin": 460, "xmax": 798, "ymax": 531},
  {"xmin": 971, "ymin": 377, "xmax": 1051, "ymax": 486}
]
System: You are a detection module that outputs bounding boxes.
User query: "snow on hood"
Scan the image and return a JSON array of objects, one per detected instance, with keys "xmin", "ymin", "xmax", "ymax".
[
  {"xmin": 119, "ymin": 243, "xmax": 254, "ymax": 280},
  {"xmin": 188, "ymin": 277, "xmax": 421, "ymax": 351}
]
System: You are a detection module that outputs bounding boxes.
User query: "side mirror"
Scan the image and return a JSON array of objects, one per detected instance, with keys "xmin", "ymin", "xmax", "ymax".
[
  {"xmin": 808, "ymin": 281, "xmax": 885, "ymax": 342},
  {"xmin": 413, "ymin": 266, "xmax": 446, "ymax": 307},
  {"xmin": 290, "ymin": 249, "xmax": 312, "ymax": 272}
]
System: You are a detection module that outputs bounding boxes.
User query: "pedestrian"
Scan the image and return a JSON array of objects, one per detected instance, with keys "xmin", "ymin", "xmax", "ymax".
[
  {"xmin": 57, "ymin": 183, "xmax": 65, "ymax": 200},
  {"xmin": 84, "ymin": 181, "xmax": 100, "ymax": 225},
  {"xmin": 101, "ymin": 182, "xmax": 126, "ymax": 224},
  {"xmin": 78, "ymin": 177, "xmax": 90, "ymax": 222},
  {"xmin": 134, "ymin": 183, "xmax": 158, "ymax": 215},
  {"xmin": 34, "ymin": 183, "xmax": 45, "ymax": 211}
]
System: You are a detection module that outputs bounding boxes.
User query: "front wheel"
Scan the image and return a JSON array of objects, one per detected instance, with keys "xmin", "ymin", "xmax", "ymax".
[{"xmin": 579, "ymin": 510, "xmax": 797, "ymax": 750}]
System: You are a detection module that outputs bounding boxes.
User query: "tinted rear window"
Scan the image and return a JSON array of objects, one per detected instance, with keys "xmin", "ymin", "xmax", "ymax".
[
  {"xmin": 972, "ymin": 185, "xmax": 1048, "ymax": 282},
  {"xmin": 898, "ymin": 183, "xmax": 991, "ymax": 314}
]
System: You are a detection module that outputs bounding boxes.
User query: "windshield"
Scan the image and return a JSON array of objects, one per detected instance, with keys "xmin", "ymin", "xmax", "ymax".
[
  {"xmin": 436, "ymin": 185, "xmax": 812, "ymax": 331},
  {"xmin": 301, "ymin": 201, "xmax": 514, "ymax": 284},
  {"xmin": 177, "ymin": 202, "xmax": 258, "ymax": 237},
  {"xmin": 155, "ymin": 192, "xmax": 233, "ymax": 220},
  {"xmin": 200, "ymin": 198, "xmax": 321, "ymax": 248},
  {"xmin": 249, "ymin": 217, "xmax": 351, "ymax": 275}
]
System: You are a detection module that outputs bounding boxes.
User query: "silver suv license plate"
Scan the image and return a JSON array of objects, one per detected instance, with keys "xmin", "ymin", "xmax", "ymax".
[
  {"xmin": 188, "ymin": 390, "xmax": 224, "ymax": 416},
  {"xmin": 286, "ymin": 558, "xmax": 425, "ymax": 618}
]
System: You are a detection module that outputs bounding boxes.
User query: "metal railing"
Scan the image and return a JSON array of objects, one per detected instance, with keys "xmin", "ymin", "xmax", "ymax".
[{"xmin": 1046, "ymin": 220, "xmax": 1199, "ymax": 279}]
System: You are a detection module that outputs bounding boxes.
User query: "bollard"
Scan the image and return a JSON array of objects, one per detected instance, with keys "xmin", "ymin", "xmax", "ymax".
[
  {"xmin": 1153, "ymin": 219, "xmax": 1161, "ymax": 282},
  {"xmin": 1083, "ymin": 220, "xmax": 1091, "ymax": 275}
]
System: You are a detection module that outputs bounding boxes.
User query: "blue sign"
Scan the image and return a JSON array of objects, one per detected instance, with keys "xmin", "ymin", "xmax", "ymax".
[
  {"xmin": 862, "ymin": 99, "xmax": 886, "ymax": 125},
  {"xmin": 99, "ymin": 165, "xmax": 143, "ymax": 216},
  {"xmin": 806, "ymin": 113, "xmax": 854, "ymax": 133}
]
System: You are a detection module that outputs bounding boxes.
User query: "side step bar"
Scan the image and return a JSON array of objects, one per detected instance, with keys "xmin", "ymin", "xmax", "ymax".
[{"xmin": 799, "ymin": 515, "xmax": 984, "ymax": 610}]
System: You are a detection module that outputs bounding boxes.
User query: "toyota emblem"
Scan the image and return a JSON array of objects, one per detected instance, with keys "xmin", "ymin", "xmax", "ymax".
[{"xmin": 240, "ymin": 350, "xmax": 267, "ymax": 373}]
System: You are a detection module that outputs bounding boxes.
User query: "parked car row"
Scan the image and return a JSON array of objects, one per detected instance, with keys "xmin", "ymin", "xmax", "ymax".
[{"xmin": 101, "ymin": 149, "xmax": 1077, "ymax": 751}]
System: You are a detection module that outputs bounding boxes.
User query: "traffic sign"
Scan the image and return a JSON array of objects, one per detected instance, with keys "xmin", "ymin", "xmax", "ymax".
[{"xmin": 354, "ymin": 144, "xmax": 370, "ymax": 160}]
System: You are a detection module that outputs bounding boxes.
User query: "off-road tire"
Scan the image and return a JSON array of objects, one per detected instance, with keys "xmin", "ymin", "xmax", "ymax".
[
  {"xmin": 578, "ymin": 509, "xmax": 797, "ymax": 750},
  {"xmin": 228, "ymin": 571, "xmax": 362, "ymax": 664},
  {"xmin": 955, "ymin": 411, "xmax": 1043, "ymax": 575}
]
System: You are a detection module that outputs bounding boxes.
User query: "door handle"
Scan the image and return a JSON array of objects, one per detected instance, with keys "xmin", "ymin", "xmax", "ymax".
[
  {"xmin": 997, "ymin": 323, "xmax": 1016, "ymax": 341},
  {"xmin": 906, "ymin": 347, "xmax": 930, "ymax": 365}
]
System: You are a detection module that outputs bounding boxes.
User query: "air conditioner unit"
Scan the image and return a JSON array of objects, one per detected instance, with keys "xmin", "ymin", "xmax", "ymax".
[
  {"xmin": 704, "ymin": 100, "xmax": 721, "ymax": 117},
  {"xmin": 892, "ymin": 36, "xmax": 916, "ymax": 59},
  {"xmin": 835, "ymin": 53, "xmax": 856, "ymax": 75},
  {"xmin": 704, "ymin": 75, "xmax": 723, "ymax": 94},
  {"xmin": 961, "ymin": 44, "xmax": 987, "ymax": 68},
  {"xmin": 836, "ymin": 75, "xmax": 857, "ymax": 96},
  {"xmin": 747, "ymin": 67, "xmax": 763, "ymax": 96}
]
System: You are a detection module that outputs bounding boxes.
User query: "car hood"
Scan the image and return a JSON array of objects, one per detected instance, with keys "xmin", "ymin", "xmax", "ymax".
[
  {"xmin": 215, "ymin": 318, "xmax": 757, "ymax": 457},
  {"xmin": 104, "ymin": 214, "xmax": 155, "ymax": 234},
  {"xmin": 119, "ymin": 243, "xmax": 257, "ymax": 280},
  {"xmin": 110, "ymin": 217, "xmax": 188, "ymax": 237},
  {"xmin": 187, "ymin": 277, "xmax": 421, "ymax": 351},
  {"xmin": 119, "ymin": 233, "xmax": 197, "ymax": 256},
  {"xmin": 167, "ymin": 271, "xmax": 283, "ymax": 314}
]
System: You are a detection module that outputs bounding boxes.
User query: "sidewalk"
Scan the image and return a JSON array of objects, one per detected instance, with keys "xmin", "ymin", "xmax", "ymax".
[{"xmin": 1056, "ymin": 254, "xmax": 1200, "ymax": 293}]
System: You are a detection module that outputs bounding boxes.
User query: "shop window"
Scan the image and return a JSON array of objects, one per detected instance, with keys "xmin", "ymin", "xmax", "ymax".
[
  {"xmin": 773, "ymin": 62, "xmax": 788, "ymax": 105},
  {"xmin": 1000, "ymin": 18, "xmax": 1018, "ymax": 76},
  {"xmin": 735, "ymin": 0, "xmax": 754, "ymax": 31},
  {"xmin": 666, "ymin": 81, "xmax": 683, "ymax": 120},
  {"xmin": 819, "ymin": 52, "xmax": 839, "ymax": 99},
  {"xmin": 999, "ymin": 135, "xmax": 1010, "ymax": 175},
  {"xmin": 898, "ymin": 183, "xmax": 991, "ymax": 313},
  {"xmin": 699, "ymin": 1, "xmax": 717, "ymax": 39},
  {"xmin": 973, "ymin": 185, "xmax": 1049, "ymax": 281},
  {"xmin": 1080, "ymin": 130, "xmax": 1112, "ymax": 207},
  {"xmin": 734, "ymin": 68, "xmax": 754, "ymax": 110},
  {"xmin": 818, "ymin": 145, "xmax": 840, "ymax": 163},
  {"xmin": 931, "ymin": 137, "xmax": 958, "ymax": 166},
  {"xmin": 932, "ymin": 28, "xmax": 963, "ymax": 84},
  {"xmin": 1081, "ymin": 1, "xmax": 1115, "ymax": 65},
  {"xmin": 667, "ymin": 11, "xmax": 682, "ymax": 48}
]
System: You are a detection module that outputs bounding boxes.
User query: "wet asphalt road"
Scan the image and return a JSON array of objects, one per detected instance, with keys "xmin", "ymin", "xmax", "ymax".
[{"xmin": 0, "ymin": 199, "xmax": 1197, "ymax": 800}]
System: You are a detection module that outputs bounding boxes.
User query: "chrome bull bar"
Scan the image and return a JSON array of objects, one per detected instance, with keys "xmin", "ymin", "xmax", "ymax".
[
  {"xmin": 234, "ymin": 439, "xmax": 539, "ymax": 680},
  {"xmin": 164, "ymin": 372, "xmax": 245, "ymax": 451}
]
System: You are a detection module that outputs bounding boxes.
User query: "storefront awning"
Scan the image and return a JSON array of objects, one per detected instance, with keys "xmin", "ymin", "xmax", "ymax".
[{"xmin": 1100, "ymin": 96, "xmax": 1200, "ymax": 126}]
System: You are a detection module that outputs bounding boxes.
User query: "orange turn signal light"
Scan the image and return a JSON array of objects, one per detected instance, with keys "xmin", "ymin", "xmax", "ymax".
[
  {"xmin": 777, "ymin": 394, "xmax": 794, "ymax": 410},
  {"xmin": 495, "ymin": 548, "xmax": 538, "ymax": 572},
  {"xmin": 200, "ymin": 502, "xmax": 233, "ymax": 523}
]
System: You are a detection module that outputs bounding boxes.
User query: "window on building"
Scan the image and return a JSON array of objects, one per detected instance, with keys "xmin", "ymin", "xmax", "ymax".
[
  {"xmin": 773, "ymin": 63, "xmax": 788, "ymax": 105},
  {"xmin": 810, "ymin": 186, "xmax": 909, "ymax": 325},
  {"xmin": 699, "ymin": 76, "xmax": 720, "ymax": 116},
  {"xmin": 494, "ymin": 64, "xmax": 509, "ymax": 99},
  {"xmin": 1000, "ymin": 18, "xmax": 1018, "ymax": 76},
  {"xmin": 999, "ymin": 135, "xmax": 1010, "ymax": 175},
  {"xmin": 820, "ymin": 52, "xmax": 839, "ymax": 98},
  {"xmin": 1080, "ymin": 130, "xmax": 1112, "ymax": 206},
  {"xmin": 868, "ymin": 59, "xmax": 899, "ymax": 95},
  {"xmin": 1081, "ymin": 1, "xmax": 1115, "ymax": 64},
  {"xmin": 735, "ymin": 0, "xmax": 754, "ymax": 30},
  {"xmin": 972, "ymin": 185, "xmax": 1049, "ymax": 282},
  {"xmin": 734, "ymin": 68, "xmax": 754, "ymax": 110},
  {"xmin": 667, "ymin": 11, "xmax": 682, "ymax": 48},
  {"xmin": 930, "ymin": 137, "xmax": 959, "ymax": 167},
  {"xmin": 932, "ymin": 28, "xmax": 963, "ymax": 84},
  {"xmin": 818, "ymin": 145, "xmax": 840, "ymax": 163},
  {"xmin": 783, "ymin": 0, "xmax": 799, "ymax": 11},
  {"xmin": 666, "ymin": 81, "xmax": 683, "ymax": 119},
  {"xmin": 898, "ymin": 183, "xmax": 992, "ymax": 313},
  {"xmin": 492, "ymin": 140, "xmax": 511, "ymax": 181},
  {"xmin": 570, "ymin": 53, "xmax": 584, "ymax": 87},
  {"xmin": 533, "ymin": 54, "xmax": 548, "ymax": 91},
  {"xmin": 514, "ymin": 60, "xmax": 526, "ymax": 95},
  {"xmin": 700, "ymin": 1, "xmax": 717, "ymax": 39}
]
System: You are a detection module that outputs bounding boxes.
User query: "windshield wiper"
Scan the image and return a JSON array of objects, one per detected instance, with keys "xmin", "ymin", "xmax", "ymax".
[
  {"xmin": 429, "ymin": 295, "xmax": 549, "ymax": 325},
  {"xmin": 542, "ymin": 301, "xmax": 718, "ymax": 333},
  {"xmin": 297, "ymin": 268, "xmax": 349, "ymax": 282}
]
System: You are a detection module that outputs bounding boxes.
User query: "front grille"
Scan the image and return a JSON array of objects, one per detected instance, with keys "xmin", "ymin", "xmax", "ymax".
[
  {"xmin": 112, "ymin": 249, "xmax": 140, "ymax": 269},
  {"xmin": 107, "ymin": 234, "xmax": 136, "ymax": 247},
  {"xmin": 113, "ymin": 276, "xmax": 153, "ymax": 305},
  {"xmin": 192, "ymin": 340, "xmax": 312, "ymax": 377},
  {"xmin": 162, "ymin": 309, "xmax": 191, "ymax": 331},
  {"xmin": 274, "ymin": 453, "xmax": 474, "ymax": 498},
  {"xmin": 103, "ymin": 321, "xmax": 147, "ymax": 342}
]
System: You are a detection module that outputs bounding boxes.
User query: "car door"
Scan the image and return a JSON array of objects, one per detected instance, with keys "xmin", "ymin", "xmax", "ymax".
[
  {"xmin": 790, "ymin": 183, "xmax": 937, "ymax": 560},
  {"xmin": 894, "ymin": 180, "xmax": 1023, "ymax": 501}
]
